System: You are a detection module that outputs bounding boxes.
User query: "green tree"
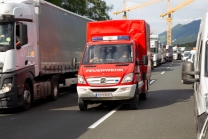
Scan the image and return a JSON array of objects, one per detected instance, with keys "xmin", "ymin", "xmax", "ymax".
[{"xmin": 45, "ymin": 0, "xmax": 113, "ymax": 20}]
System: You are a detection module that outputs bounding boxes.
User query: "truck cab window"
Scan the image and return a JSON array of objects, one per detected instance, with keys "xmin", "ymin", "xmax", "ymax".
[
  {"xmin": 16, "ymin": 24, "xmax": 20, "ymax": 46},
  {"xmin": 0, "ymin": 23, "xmax": 13, "ymax": 47},
  {"xmin": 83, "ymin": 44, "xmax": 133, "ymax": 64}
]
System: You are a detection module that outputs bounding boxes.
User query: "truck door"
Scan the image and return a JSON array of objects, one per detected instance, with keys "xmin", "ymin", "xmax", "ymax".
[
  {"xmin": 135, "ymin": 44, "xmax": 142, "ymax": 84},
  {"xmin": 195, "ymin": 38, "xmax": 203, "ymax": 115},
  {"xmin": 15, "ymin": 22, "xmax": 34, "ymax": 70}
]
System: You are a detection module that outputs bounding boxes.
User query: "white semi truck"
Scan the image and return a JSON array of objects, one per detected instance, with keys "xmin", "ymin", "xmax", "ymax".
[
  {"xmin": 0, "ymin": 0, "xmax": 93, "ymax": 110},
  {"xmin": 161, "ymin": 44, "xmax": 166, "ymax": 63},
  {"xmin": 173, "ymin": 46, "xmax": 182, "ymax": 60},
  {"xmin": 159, "ymin": 42, "xmax": 166, "ymax": 64},
  {"xmin": 166, "ymin": 45, "xmax": 173, "ymax": 62},
  {"xmin": 150, "ymin": 35, "xmax": 161, "ymax": 67}
]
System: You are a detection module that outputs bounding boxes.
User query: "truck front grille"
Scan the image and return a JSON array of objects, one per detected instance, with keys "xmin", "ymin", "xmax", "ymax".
[{"xmin": 86, "ymin": 77, "xmax": 120, "ymax": 85}]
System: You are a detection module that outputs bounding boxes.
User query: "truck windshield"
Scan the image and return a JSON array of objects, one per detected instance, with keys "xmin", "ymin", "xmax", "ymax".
[
  {"xmin": 82, "ymin": 44, "xmax": 133, "ymax": 64},
  {"xmin": 0, "ymin": 23, "xmax": 13, "ymax": 50}
]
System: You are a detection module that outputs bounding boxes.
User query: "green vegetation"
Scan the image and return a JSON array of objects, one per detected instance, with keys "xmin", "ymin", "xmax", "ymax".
[
  {"xmin": 177, "ymin": 41, "xmax": 197, "ymax": 48},
  {"xmin": 159, "ymin": 20, "xmax": 200, "ymax": 45},
  {"xmin": 45, "ymin": 0, "xmax": 113, "ymax": 20}
]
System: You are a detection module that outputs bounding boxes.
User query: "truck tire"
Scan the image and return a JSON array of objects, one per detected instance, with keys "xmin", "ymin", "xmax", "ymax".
[
  {"xmin": 50, "ymin": 76, "xmax": 59, "ymax": 101},
  {"xmin": 129, "ymin": 87, "xmax": 139, "ymax": 110},
  {"xmin": 78, "ymin": 98, "xmax": 87, "ymax": 111},
  {"xmin": 140, "ymin": 80, "xmax": 148, "ymax": 100},
  {"xmin": 140, "ymin": 93, "xmax": 147, "ymax": 100},
  {"xmin": 22, "ymin": 82, "xmax": 32, "ymax": 111}
]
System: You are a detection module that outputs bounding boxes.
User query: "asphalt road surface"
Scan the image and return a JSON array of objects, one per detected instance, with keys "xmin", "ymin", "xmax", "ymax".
[{"xmin": 0, "ymin": 60, "xmax": 196, "ymax": 139}]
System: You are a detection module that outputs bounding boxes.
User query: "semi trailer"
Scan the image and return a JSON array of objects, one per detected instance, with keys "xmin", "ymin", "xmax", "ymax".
[{"xmin": 150, "ymin": 35, "xmax": 161, "ymax": 67}]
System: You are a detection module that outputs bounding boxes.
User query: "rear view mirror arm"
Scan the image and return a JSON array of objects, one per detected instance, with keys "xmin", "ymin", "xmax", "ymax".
[{"xmin": 185, "ymin": 71, "xmax": 200, "ymax": 76}]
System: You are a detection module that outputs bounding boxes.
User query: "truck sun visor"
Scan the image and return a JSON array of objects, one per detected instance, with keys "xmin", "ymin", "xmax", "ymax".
[
  {"xmin": 0, "ymin": 15, "xmax": 15, "ymax": 22},
  {"xmin": 92, "ymin": 36, "xmax": 130, "ymax": 41}
]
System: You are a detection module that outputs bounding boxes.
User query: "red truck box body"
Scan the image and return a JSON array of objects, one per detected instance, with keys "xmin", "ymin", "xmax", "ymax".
[{"xmin": 87, "ymin": 20, "xmax": 150, "ymax": 62}]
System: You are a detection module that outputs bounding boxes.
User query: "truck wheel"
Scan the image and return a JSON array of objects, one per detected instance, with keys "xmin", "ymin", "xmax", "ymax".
[
  {"xmin": 78, "ymin": 98, "xmax": 87, "ymax": 111},
  {"xmin": 140, "ymin": 81, "xmax": 148, "ymax": 100},
  {"xmin": 129, "ymin": 87, "xmax": 139, "ymax": 110},
  {"xmin": 50, "ymin": 76, "xmax": 59, "ymax": 101},
  {"xmin": 22, "ymin": 82, "xmax": 32, "ymax": 111}
]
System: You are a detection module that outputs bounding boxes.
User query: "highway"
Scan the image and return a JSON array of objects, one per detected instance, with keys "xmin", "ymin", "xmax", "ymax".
[{"xmin": 0, "ymin": 60, "xmax": 196, "ymax": 139}]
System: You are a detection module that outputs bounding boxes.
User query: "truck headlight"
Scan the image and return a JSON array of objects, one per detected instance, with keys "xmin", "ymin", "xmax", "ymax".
[
  {"xmin": 122, "ymin": 73, "xmax": 134, "ymax": 83},
  {"xmin": 0, "ymin": 83, "xmax": 12, "ymax": 94},
  {"xmin": 78, "ymin": 75, "xmax": 86, "ymax": 84}
]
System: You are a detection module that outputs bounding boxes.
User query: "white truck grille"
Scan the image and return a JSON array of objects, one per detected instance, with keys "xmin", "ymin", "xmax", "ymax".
[{"xmin": 86, "ymin": 77, "xmax": 121, "ymax": 85}]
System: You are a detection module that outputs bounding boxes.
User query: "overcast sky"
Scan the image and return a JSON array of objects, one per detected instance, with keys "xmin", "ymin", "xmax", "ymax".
[{"xmin": 104, "ymin": 0, "xmax": 208, "ymax": 34}]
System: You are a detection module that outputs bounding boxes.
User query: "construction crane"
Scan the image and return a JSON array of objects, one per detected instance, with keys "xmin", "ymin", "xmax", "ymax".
[
  {"xmin": 114, "ymin": 0, "xmax": 163, "ymax": 19},
  {"xmin": 150, "ymin": 29, "xmax": 157, "ymax": 35},
  {"xmin": 160, "ymin": 0, "xmax": 195, "ymax": 46}
]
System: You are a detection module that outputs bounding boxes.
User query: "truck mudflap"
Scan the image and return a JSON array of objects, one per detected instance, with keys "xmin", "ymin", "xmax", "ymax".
[{"xmin": 77, "ymin": 84, "xmax": 138, "ymax": 100}]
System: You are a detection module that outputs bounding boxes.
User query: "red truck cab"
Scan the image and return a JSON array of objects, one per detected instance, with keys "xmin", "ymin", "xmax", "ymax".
[{"xmin": 77, "ymin": 20, "xmax": 151, "ymax": 111}]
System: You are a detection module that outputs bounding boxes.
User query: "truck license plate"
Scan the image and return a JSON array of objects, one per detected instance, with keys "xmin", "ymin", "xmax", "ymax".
[{"xmin": 95, "ymin": 93, "xmax": 112, "ymax": 97}]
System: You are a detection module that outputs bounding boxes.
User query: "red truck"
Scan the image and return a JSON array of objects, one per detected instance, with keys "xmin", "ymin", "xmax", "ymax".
[{"xmin": 77, "ymin": 20, "xmax": 151, "ymax": 111}]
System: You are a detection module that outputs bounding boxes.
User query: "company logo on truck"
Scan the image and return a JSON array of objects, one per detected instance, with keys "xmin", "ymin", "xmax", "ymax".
[
  {"xmin": 100, "ymin": 78, "xmax": 106, "ymax": 83},
  {"xmin": 86, "ymin": 69, "xmax": 123, "ymax": 72}
]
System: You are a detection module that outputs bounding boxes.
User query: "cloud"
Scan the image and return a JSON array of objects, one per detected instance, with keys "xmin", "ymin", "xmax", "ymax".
[{"xmin": 105, "ymin": 0, "xmax": 207, "ymax": 34}]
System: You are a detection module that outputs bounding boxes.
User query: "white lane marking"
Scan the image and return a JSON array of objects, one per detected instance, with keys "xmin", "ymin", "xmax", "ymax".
[
  {"xmin": 161, "ymin": 71, "xmax": 165, "ymax": 74},
  {"xmin": 88, "ymin": 104, "xmax": 123, "ymax": 129},
  {"xmin": 167, "ymin": 67, "xmax": 170, "ymax": 69},
  {"xmin": 150, "ymin": 80, "xmax": 155, "ymax": 85}
]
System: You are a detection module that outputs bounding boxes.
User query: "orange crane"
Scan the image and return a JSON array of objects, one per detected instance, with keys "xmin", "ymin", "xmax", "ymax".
[
  {"xmin": 160, "ymin": 0, "xmax": 195, "ymax": 46},
  {"xmin": 150, "ymin": 29, "xmax": 157, "ymax": 35},
  {"xmin": 114, "ymin": 0, "xmax": 163, "ymax": 19}
]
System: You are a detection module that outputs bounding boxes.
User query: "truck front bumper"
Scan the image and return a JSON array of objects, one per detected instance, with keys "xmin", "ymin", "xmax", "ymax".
[
  {"xmin": 0, "ymin": 90, "xmax": 20, "ymax": 109},
  {"xmin": 77, "ymin": 84, "xmax": 136, "ymax": 101},
  {"xmin": 0, "ymin": 72, "xmax": 23, "ymax": 109}
]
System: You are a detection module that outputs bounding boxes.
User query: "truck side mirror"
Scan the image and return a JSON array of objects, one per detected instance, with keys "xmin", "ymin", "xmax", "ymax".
[
  {"xmin": 143, "ymin": 55, "xmax": 148, "ymax": 65},
  {"xmin": 19, "ymin": 24, "xmax": 28, "ymax": 46},
  {"xmin": 181, "ymin": 62, "xmax": 199, "ymax": 84},
  {"xmin": 136, "ymin": 59, "xmax": 140, "ymax": 65},
  {"xmin": 72, "ymin": 58, "xmax": 77, "ymax": 67}
]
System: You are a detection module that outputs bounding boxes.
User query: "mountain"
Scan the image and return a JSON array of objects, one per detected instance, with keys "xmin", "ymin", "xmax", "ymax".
[{"xmin": 158, "ymin": 19, "xmax": 201, "ymax": 45}]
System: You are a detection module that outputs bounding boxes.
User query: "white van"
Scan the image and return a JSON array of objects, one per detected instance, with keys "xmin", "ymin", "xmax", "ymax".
[{"xmin": 182, "ymin": 12, "xmax": 208, "ymax": 136}]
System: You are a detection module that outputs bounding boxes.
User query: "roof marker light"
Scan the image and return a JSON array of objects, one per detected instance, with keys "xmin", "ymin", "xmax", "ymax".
[
  {"xmin": 92, "ymin": 37, "xmax": 103, "ymax": 41},
  {"xmin": 118, "ymin": 36, "xmax": 130, "ymax": 40}
]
